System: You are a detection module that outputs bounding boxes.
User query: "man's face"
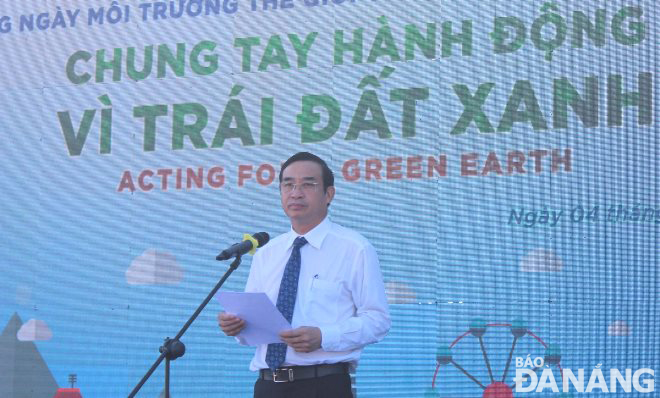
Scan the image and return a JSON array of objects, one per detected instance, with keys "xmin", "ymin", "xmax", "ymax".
[{"xmin": 280, "ymin": 160, "xmax": 334, "ymax": 232}]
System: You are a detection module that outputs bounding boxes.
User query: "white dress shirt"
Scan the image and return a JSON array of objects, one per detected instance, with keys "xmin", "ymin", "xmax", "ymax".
[{"xmin": 242, "ymin": 216, "xmax": 390, "ymax": 371}]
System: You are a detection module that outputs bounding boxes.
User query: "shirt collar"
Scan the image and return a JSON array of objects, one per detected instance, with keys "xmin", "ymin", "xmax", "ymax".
[{"xmin": 286, "ymin": 216, "xmax": 331, "ymax": 250}]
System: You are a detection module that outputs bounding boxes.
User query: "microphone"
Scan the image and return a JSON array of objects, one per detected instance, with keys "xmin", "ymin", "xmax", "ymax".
[{"xmin": 216, "ymin": 232, "xmax": 270, "ymax": 261}]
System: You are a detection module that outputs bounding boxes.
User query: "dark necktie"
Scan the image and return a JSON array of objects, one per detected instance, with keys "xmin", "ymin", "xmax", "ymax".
[{"xmin": 265, "ymin": 236, "xmax": 307, "ymax": 370}]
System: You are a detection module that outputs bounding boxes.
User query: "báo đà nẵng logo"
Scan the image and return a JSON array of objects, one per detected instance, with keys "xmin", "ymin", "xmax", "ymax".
[
  {"xmin": 428, "ymin": 319, "xmax": 654, "ymax": 397},
  {"xmin": 515, "ymin": 355, "xmax": 654, "ymax": 394}
]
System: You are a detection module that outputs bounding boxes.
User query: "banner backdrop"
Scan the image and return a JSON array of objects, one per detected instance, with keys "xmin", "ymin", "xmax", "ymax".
[{"xmin": 0, "ymin": 0, "xmax": 657, "ymax": 397}]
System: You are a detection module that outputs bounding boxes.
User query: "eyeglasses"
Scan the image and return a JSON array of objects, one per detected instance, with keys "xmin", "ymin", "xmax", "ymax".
[{"xmin": 280, "ymin": 182, "xmax": 320, "ymax": 193}]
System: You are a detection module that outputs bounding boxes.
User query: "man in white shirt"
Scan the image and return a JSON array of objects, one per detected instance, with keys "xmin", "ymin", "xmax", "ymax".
[{"xmin": 219, "ymin": 152, "xmax": 390, "ymax": 398}]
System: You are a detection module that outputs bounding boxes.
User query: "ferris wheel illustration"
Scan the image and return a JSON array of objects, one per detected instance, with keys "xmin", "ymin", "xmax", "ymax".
[{"xmin": 429, "ymin": 319, "xmax": 573, "ymax": 398}]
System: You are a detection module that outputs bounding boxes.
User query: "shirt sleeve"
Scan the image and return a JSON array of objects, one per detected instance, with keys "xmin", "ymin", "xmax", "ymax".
[
  {"xmin": 233, "ymin": 252, "xmax": 263, "ymax": 346},
  {"xmin": 244, "ymin": 251, "xmax": 262, "ymax": 294},
  {"xmin": 319, "ymin": 244, "xmax": 391, "ymax": 352}
]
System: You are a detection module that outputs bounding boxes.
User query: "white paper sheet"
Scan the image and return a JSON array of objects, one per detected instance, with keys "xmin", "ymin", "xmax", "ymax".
[{"xmin": 216, "ymin": 292, "xmax": 291, "ymax": 346}]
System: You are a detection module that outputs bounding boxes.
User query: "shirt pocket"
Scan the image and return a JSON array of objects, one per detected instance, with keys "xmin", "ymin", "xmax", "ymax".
[{"xmin": 305, "ymin": 279, "xmax": 342, "ymax": 324}]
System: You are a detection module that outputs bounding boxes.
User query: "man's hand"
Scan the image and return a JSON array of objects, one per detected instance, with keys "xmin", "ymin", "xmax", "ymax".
[
  {"xmin": 218, "ymin": 312, "xmax": 245, "ymax": 336},
  {"xmin": 280, "ymin": 326, "xmax": 322, "ymax": 353}
]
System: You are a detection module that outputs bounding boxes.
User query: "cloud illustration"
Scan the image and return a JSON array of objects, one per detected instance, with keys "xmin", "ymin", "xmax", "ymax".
[
  {"xmin": 608, "ymin": 320, "xmax": 631, "ymax": 336},
  {"xmin": 520, "ymin": 249, "xmax": 563, "ymax": 272},
  {"xmin": 126, "ymin": 249, "xmax": 183, "ymax": 285},
  {"xmin": 385, "ymin": 281, "xmax": 417, "ymax": 304},
  {"xmin": 17, "ymin": 319, "xmax": 53, "ymax": 341}
]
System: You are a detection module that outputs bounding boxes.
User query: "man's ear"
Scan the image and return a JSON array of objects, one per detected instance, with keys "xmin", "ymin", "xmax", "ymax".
[{"xmin": 325, "ymin": 186, "xmax": 335, "ymax": 207}]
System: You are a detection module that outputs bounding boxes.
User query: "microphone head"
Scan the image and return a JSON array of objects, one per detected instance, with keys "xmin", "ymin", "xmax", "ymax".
[{"xmin": 252, "ymin": 232, "xmax": 270, "ymax": 247}]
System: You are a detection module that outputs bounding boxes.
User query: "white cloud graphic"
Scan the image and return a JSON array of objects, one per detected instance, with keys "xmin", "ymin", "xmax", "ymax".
[
  {"xmin": 608, "ymin": 320, "xmax": 631, "ymax": 336},
  {"xmin": 17, "ymin": 319, "xmax": 53, "ymax": 341},
  {"xmin": 126, "ymin": 249, "xmax": 183, "ymax": 285},
  {"xmin": 520, "ymin": 249, "xmax": 563, "ymax": 272},
  {"xmin": 385, "ymin": 281, "xmax": 417, "ymax": 304}
]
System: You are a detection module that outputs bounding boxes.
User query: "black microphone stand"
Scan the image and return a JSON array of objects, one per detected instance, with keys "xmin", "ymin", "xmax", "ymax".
[{"xmin": 127, "ymin": 255, "xmax": 243, "ymax": 398}]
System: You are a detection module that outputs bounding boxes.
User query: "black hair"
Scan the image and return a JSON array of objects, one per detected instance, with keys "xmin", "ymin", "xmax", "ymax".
[{"xmin": 279, "ymin": 152, "xmax": 334, "ymax": 191}]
